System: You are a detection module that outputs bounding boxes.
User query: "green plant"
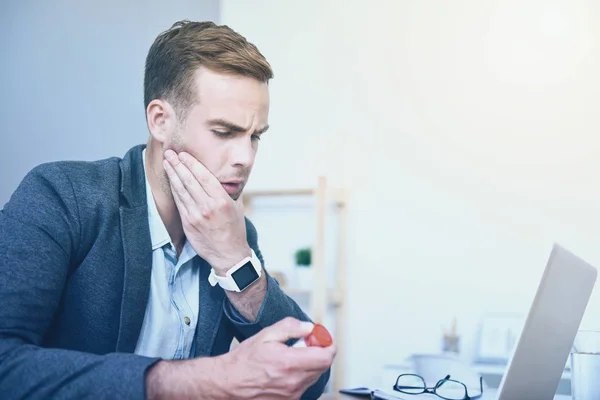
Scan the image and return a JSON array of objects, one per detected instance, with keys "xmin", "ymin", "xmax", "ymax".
[{"xmin": 294, "ymin": 247, "xmax": 311, "ymax": 267}]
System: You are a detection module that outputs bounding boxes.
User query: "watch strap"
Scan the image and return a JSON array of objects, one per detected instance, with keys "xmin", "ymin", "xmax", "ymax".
[{"xmin": 208, "ymin": 249, "xmax": 261, "ymax": 292}]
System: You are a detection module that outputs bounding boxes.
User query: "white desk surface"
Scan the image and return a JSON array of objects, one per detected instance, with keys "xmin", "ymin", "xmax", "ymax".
[{"xmin": 321, "ymin": 389, "xmax": 571, "ymax": 399}]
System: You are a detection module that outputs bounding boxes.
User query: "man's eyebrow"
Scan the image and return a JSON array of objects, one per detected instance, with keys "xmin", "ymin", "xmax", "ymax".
[
  {"xmin": 207, "ymin": 119, "xmax": 269, "ymax": 134},
  {"xmin": 256, "ymin": 124, "xmax": 270, "ymax": 134}
]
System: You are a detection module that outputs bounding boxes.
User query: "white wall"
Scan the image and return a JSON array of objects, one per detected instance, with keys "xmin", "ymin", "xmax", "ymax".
[
  {"xmin": 0, "ymin": 0, "xmax": 220, "ymax": 206},
  {"xmin": 222, "ymin": 0, "xmax": 600, "ymax": 388}
]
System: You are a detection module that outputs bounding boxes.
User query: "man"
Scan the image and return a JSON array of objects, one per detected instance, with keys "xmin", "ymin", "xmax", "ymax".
[{"xmin": 0, "ymin": 20, "xmax": 335, "ymax": 399}]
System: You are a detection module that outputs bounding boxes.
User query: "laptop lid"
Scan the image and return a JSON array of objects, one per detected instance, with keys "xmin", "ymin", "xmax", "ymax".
[{"xmin": 497, "ymin": 244, "xmax": 597, "ymax": 400}]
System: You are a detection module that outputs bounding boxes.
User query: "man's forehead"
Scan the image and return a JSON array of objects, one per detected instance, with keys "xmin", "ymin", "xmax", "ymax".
[{"xmin": 194, "ymin": 67, "xmax": 269, "ymax": 102}]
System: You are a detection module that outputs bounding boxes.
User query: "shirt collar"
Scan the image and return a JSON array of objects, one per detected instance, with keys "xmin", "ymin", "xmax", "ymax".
[{"xmin": 142, "ymin": 149, "xmax": 173, "ymax": 251}]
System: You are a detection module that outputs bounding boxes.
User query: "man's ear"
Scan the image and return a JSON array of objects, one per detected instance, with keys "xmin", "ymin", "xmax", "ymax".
[{"xmin": 147, "ymin": 99, "xmax": 177, "ymax": 143}]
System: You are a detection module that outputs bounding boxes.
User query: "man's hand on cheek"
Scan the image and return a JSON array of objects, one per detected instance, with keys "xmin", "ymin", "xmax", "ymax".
[{"xmin": 163, "ymin": 149, "xmax": 250, "ymax": 273}]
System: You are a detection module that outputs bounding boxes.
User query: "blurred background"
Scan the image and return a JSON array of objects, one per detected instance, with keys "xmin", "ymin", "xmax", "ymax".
[{"xmin": 3, "ymin": 0, "xmax": 600, "ymax": 396}]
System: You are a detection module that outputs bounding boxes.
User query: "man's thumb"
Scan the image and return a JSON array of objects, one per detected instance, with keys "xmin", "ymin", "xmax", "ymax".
[{"xmin": 261, "ymin": 317, "xmax": 314, "ymax": 343}]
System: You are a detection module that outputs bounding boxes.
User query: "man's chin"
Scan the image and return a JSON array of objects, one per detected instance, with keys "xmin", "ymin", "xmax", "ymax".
[{"xmin": 229, "ymin": 188, "xmax": 244, "ymax": 201}]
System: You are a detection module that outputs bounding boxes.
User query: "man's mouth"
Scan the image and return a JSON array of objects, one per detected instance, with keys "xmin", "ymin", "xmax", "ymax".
[{"xmin": 221, "ymin": 180, "xmax": 244, "ymax": 195}]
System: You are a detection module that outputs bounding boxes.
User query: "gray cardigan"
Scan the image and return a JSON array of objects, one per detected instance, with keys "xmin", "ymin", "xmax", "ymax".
[{"xmin": 0, "ymin": 144, "xmax": 329, "ymax": 399}]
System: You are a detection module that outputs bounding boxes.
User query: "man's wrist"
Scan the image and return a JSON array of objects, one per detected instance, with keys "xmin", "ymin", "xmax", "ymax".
[
  {"xmin": 146, "ymin": 357, "xmax": 231, "ymax": 400},
  {"xmin": 210, "ymin": 246, "xmax": 252, "ymax": 276},
  {"xmin": 146, "ymin": 360, "xmax": 175, "ymax": 400}
]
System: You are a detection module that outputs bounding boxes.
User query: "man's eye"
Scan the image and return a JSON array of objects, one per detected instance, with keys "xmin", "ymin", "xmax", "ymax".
[
  {"xmin": 212, "ymin": 130, "xmax": 230, "ymax": 137},
  {"xmin": 251, "ymin": 134, "xmax": 262, "ymax": 141}
]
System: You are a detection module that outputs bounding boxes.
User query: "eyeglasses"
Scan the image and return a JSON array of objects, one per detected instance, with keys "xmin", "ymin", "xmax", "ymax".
[{"xmin": 393, "ymin": 373, "xmax": 483, "ymax": 400}]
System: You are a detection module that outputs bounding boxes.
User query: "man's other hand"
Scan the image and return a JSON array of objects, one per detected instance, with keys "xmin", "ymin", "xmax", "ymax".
[
  {"xmin": 147, "ymin": 317, "xmax": 336, "ymax": 400},
  {"xmin": 216, "ymin": 317, "xmax": 336, "ymax": 399}
]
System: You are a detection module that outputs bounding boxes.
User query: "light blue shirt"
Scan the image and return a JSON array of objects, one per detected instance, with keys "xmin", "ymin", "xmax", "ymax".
[{"xmin": 134, "ymin": 149, "xmax": 200, "ymax": 359}]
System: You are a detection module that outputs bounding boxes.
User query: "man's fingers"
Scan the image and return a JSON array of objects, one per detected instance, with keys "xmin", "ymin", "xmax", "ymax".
[
  {"xmin": 290, "ymin": 345, "xmax": 337, "ymax": 372},
  {"xmin": 178, "ymin": 152, "xmax": 224, "ymax": 198},
  {"xmin": 165, "ymin": 150, "xmax": 210, "ymax": 205},
  {"xmin": 279, "ymin": 344, "xmax": 336, "ymax": 378},
  {"xmin": 163, "ymin": 159, "xmax": 191, "ymax": 216},
  {"xmin": 260, "ymin": 317, "xmax": 315, "ymax": 344}
]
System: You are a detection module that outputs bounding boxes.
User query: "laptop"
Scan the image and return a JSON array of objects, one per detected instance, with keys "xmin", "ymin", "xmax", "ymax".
[
  {"xmin": 339, "ymin": 244, "xmax": 596, "ymax": 400},
  {"xmin": 496, "ymin": 243, "xmax": 597, "ymax": 399}
]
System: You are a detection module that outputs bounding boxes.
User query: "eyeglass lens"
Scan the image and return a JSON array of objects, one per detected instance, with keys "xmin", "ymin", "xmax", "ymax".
[{"xmin": 395, "ymin": 374, "xmax": 467, "ymax": 400}]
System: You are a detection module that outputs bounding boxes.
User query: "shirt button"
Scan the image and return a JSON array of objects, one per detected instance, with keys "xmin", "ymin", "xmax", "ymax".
[{"xmin": 184, "ymin": 316, "xmax": 191, "ymax": 326}]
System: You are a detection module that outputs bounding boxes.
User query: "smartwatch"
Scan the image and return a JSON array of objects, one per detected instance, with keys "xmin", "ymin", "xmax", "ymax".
[{"xmin": 208, "ymin": 249, "xmax": 262, "ymax": 292}]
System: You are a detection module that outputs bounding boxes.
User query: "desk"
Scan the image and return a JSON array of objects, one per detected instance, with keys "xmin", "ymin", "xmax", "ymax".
[
  {"xmin": 381, "ymin": 361, "xmax": 573, "ymax": 397},
  {"xmin": 320, "ymin": 389, "xmax": 571, "ymax": 399}
]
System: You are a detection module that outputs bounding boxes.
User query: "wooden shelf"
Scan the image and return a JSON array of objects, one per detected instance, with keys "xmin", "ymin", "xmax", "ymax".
[
  {"xmin": 282, "ymin": 287, "xmax": 344, "ymax": 307},
  {"xmin": 243, "ymin": 187, "xmax": 347, "ymax": 206},
  {"xmin": 243, "ymin": 188, "xmax": 314, "ymax": 198},
  {"xmin": 243, "ymin": 176, "xmax": 348, "ymax": 393}
]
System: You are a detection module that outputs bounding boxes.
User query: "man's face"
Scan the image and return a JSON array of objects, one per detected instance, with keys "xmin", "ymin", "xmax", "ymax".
[{"xmin": 164, "ymin": 67, "xmax": 270, "ymax": 200}]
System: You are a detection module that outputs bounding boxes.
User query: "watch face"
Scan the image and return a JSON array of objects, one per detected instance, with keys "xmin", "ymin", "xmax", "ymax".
[{"xmin": 231, "ymin": 261, "xmax": 259, "ymax": 290}]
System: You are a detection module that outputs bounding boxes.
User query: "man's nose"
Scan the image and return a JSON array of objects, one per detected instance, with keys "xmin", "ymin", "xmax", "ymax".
[{"xmin": 229, "ymin": 136, "xmax": 255, "ymax": 168}]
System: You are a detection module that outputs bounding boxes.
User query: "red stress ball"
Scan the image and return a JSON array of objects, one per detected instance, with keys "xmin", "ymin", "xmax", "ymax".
[{"xmin": 293, "ymin": 323, "xmax": 333, "ymax": 348}]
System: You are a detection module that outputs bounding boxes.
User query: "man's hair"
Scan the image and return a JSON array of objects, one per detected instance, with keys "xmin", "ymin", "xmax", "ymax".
[{"xmin": 144, "ymin": 20, "xmax": 273, "ymax": 122}]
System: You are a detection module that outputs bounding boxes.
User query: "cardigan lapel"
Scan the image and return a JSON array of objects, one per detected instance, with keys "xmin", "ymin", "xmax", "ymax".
[
  {"xmin": 113, "ymin": 144, "xmax": 226, "ymax": 356},
  {"xmin": 115, "ymin": 145, "xmax": 153, "ymax": 353}
]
